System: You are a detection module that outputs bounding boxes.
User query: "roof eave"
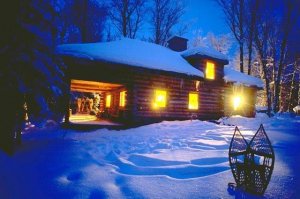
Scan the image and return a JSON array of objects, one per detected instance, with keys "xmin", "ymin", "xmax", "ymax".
[
  {"xmin": 183, "ymin": 54, "xmax": 229, "ymax": 65},
  {"xmin": 225, "ymin": 80, "xmax": 264, "ymax": 90},
  {"xmin": 61, "ymin": 55, "xmax": 204, "ymax": 79}
]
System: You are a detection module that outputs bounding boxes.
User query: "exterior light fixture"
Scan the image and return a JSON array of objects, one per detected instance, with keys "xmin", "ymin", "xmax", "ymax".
[{"xmin": 233, "ymin": 95, "xmax": 242, "ymax": 110}]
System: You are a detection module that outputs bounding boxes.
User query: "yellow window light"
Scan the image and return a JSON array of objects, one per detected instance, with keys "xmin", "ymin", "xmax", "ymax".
[
  {"xmin": 189, "ymin": 93, "xmax": 199, "ymax": 110},
  {"xmin": 206, "ymin": 61, "xmax": 215, "ymax": 80},
  {"xmin": 233, "ymin": 95, "xmax": 243, "ymax": 110},
  {"xmin": 106, "ymin": 94, "xmax": 111, "ymax": 108},
  {"xmin": 153, "ymin": 90, "xmax": 167, "ymax": 108},
  {"xmin": 119, "ymin": 91, "xmax": 126, "ymax": 107}
]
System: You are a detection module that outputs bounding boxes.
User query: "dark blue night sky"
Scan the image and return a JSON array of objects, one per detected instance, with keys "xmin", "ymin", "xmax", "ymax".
[
  {"xmin": 181, "ymin": 0, "xmax": 236, "ymax": 58},
  {"xmin": 183, "ymin": 0, "xmax": 230, "ymax": 38}
]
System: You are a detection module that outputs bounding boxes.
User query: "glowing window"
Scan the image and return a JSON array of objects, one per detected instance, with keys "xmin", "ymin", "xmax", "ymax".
[
  {"xmin": 233, "ymin": 95, "xmax": 243, "ymax": 110},
  {"xmin": 188, "ymin": 93, "xmax": 199, "ymax": 110},
  {"xmin": 119, "ymin": 91, "xmax": 126, "ymax": 107},
  {"xmin": 153, "ymin": 90, "xmax": 167, "ymax": 108},
  {"xmin": 206, "ymin": 61, "xmax": 215, "ymax": 80},
  {"xmin": 106, "ymin": 94, "xmax": 111, "ymax": 108}
]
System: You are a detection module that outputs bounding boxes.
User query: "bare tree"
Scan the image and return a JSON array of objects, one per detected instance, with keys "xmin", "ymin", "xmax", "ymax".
[
  {"xmin": 218, "ymin": 0, "xmax": 300, "ymax": 114},
  {"xmin": 244, "ymin": 0, "xmax": 259, "ymax": 75},
  {"xmin": 109, "ymin": 0, "xmax": 147, "ymax": 39},
  {"xmin": 287, "ymin": 61, "xmax": 300, "ymax": 111},
  {"xmin": 298, "ymin": 72, "xmax": 300, "ymax": 105},
  {"xmin": 253, "ymin": 1, "xmax": 274, "ymax": 116},
  {"xmin": 176, "ymin": 19, "xmax": 195, "ymax": 37},
  {"xmin": 189, "ymin": 31, "xmax": 232, "ymax": 55},
  {"xmin": 149, "ymin": 0, "xmax": 185, "ymax": 45},
  {"xmin": 272, "ymin": 1, "xmax": 296, "ymax": 112},
  {"xmin": 207, "ymin": 32, "xmax": 232, "ymax": 55},
  {"xmin": 58, "ymin": 0, "xmax": 108, "ymax": 43},
  {"xmin": 252, "ymin": 0, "xmax": 300, "ymax": 115},
  {"xmin": 190, "ymin": 29, "xmax": 207, "ymax": 48},
  {"xmin": 216, "ymin": 0, "xmax": 245, "ymax": 73}
]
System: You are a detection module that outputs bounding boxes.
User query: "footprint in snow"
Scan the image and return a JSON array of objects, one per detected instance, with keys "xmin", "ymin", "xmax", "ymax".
[
  {"xmin": 191, "ymin": 157, "xmax": 228, "ymax": 166},
  {"xmin": 67, "ymin": 171, "xmax": 83, "ymax": 181}
]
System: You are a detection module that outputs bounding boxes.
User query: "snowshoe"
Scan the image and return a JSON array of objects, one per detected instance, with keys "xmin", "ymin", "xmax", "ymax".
[{"xmin": 228, "ymin": 124, "xmax": 275, "ymax": 195}]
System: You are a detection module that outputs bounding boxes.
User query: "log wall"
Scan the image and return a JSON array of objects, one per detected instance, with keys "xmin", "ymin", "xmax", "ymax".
[
  {"xmin": 131, "ymin": 73, "xmax": 225, "ymax": 121},
  {"xmin": 64, "ymin": 57, "xmax": 256, "ymax": 123}
]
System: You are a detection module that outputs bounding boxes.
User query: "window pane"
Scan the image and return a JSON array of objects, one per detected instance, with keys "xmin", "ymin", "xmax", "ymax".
[
  {"xmin": 119, "ymin": 91, "xmax": 126, "ymax": 107},
  {"xmin": 153, "ymin": 90, "xmax": 166, "ymax": 108},
  {"xmin": 206, "ymin": 61, "xmax": 215, "ymax": 79},
  {"xmin": 189, "ymin": 93, "xmax": 198, "ymax": 110},
  {"xmin": 106, "ymin": 94, "xmax": 111, "ymax": 108}
]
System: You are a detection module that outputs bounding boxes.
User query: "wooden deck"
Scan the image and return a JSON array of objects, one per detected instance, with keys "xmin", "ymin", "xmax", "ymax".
[{"xmin": 69, "ymin": 114, "xmax": 121, "ymax": 126}]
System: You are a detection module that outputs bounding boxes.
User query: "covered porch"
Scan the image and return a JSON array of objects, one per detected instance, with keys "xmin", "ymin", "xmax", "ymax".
[{"xmin": 67, "ymin": 79, "xmax": 128, "ymax": 126}]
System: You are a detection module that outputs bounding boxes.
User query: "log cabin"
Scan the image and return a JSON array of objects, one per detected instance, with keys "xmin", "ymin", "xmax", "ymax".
[{"xmin": 57, "ymin": 36, "xmax": 263, "ymax": 125}]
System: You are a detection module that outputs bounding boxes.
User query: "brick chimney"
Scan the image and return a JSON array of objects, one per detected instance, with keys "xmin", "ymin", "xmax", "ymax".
[{"xmin": 167, "ymin": 36, "xmax": 188, "ymax": 52}]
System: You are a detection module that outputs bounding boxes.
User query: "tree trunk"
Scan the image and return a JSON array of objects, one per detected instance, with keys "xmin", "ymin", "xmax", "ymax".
[
  {"xmin": 273, "ymin": 4, "xmax": 292, "ymax": 113},
  {"xmin": 288, "ymin": 63, "xmax": 296, "ymax": 111},
  {"xmin": 247, "ymin": 42, "xmax": 252, "ymax": 75},
  {"xmin": 240, "ymin": 42, "xmax": 244, "ymax": 73},
  {"xmin": 246, "ymin": 0, "xmax": 258, "ymax": 75},
  {"xmin": 81, "ymin": 0, "xmax": 88, "ymax": 42},
  {"xmin": 64, "ymin": 72, "xmax": 71, "ymax": 124},
  {"xmin": 239, "ymin": 0, "xmax": 244, "ymax": 73},
  {"xmin": 273, "ymin": 40, "xmax": 287, "ymax": 113},
  {"xmin": 15, "ymin": 96, "xmax": 26, "ymax": 146},
  {"xmin": 298, "ymin": 78, "xmax": 300, "ymax": 105},
  {"xmin": 122, "ymin": 1, "xmax": 128, "ymax": 37},
  {"xmin": 261, "ymin": 60, "xmax": 272, "ymax": 116},
  {"xmin": 0, "ymin": 89, "xmax": 24, "ymax": 154}
]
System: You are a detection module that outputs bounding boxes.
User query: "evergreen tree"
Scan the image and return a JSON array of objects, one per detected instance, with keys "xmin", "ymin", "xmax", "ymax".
[
  {"xmin": 59, "ymin": 0, "xmax": 108, "ymax": 43},
  {"xmin": 0, "ymin": 0, "xmax": 66, "ymax": 153}
]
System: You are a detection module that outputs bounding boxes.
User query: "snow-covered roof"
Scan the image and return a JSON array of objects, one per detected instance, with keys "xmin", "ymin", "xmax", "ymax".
[
  {"xmin": 56, "ymin": 38, "xmax": 204, "ymax": 77},
  {"xmin": 181, "ymin": 46, "xmax": 228, "ymax": 62},
  {"xmin": 224, "ymin": 66, "xmax": 264, "ymax": 88},
  {"xmin": 167, "ymin": 35, "xmax": 188, "ymax": 41}
]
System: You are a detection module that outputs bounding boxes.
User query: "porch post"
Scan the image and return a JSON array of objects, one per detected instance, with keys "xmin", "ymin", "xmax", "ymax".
[{"xmin": 64, "ymin": 75, "xmax": 71, "ymax": 124}]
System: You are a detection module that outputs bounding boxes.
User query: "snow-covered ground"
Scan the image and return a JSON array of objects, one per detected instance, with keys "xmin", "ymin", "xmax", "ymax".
[{"xmin": 0, "ymin": 113, "xmax": 299, "ymax": 198}]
